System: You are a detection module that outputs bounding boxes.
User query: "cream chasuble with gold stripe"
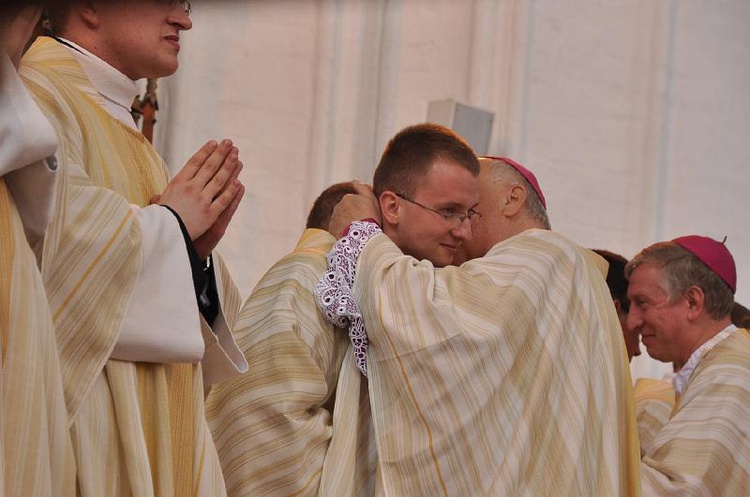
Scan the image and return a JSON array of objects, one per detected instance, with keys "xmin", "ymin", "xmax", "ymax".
[
  {"xmin": 318, "ymin": 348, "xmax": 380, "ymax": 496},
  {"xmin": 207, "ymin": 229, "xmax": 351, "ymax": 496},
  {"xmin": 318, "ymin": 226, "xmax": 641, "ymax": 496},
  {"xmin": 0, "ymin": 181, "xmax": 76, "ymax": 497},
  {"xmin": 633, "ymin": 376, "xmax": 675, "ymax": 453},
  {"xmin": 640, "ymin": 329, "xmax": 750, "ymax": 496},
  {"xmin": 1, "ymin": 54, "xmax": 75, "ymax": 497},
  {"xmin": 20, "ymin": 37, "xmax": 237, "ymax": 497}
]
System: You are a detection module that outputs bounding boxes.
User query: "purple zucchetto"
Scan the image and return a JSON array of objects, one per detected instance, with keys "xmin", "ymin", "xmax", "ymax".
[
  {"xmin": 481, "ymin": 156, "xmax": 547, "ymax": 209},
  {"xmin": 673, "ymin": 235, "xmax": 737, "ymax": 293}
]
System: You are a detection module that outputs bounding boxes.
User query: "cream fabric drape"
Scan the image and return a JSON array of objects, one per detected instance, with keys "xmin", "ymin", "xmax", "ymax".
[
  {"xmin": 317, "ymin": 227, "xmax": 641, "ymax": 495},
  {"xmin": 640, "ymin": 329, "xmax": 750, "ymax": 496},
  {"xmin": 206, "ymin": 229, "xmax": 350, "ymax": 496},
  {"xmin": 0, "ymin": 180, "xmax": 76, "ymax": 497},
  {"xmin": 633, "ymin": 376, "xmax": 675, "ymax": 452},
  {"xmin": 1, "ymin": 55, "xmax": 75, "ymax": 496}
]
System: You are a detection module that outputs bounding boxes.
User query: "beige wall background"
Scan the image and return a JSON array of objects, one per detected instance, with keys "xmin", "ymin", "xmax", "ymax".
[{"xmin": 155, "ymin": 0, "xmax": 750, "ymax": 379}]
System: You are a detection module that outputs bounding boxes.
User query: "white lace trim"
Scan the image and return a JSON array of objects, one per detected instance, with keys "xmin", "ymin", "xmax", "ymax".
[{"xmin": 315, "ymin": 220, "xmax": 382, "ymax": 376}]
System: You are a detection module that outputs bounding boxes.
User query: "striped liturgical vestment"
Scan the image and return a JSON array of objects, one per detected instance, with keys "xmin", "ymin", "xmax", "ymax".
[
  {"xmin": 20, "ymin": 37, "xmax": 239, "ymax": 497},
  {"xmin": 640, "ymin": 329, "xmax": 750, "ymax": 496},
  {"xmin": 318, "ymin": 226, "xmax": 642, "ymax": 496},
  {"xmin": 1, "ymin": 52, "xmax": 75, "ymax": 497},
  {"xmin": 207, "ymin": 229, "xmax": 370, "ymax": 496},
  {"xmin": 633, "ymin": 376, "xmax": 675, "ymax": 452},
  {"xmin": 0, "ymin": 179, "xmax": 75, "ymax": 497}
]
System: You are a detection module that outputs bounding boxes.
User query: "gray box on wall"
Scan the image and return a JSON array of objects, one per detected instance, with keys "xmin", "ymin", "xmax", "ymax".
[{"xmin": 426, "ymin": 99, "xmax": 494, "ymax": 155}]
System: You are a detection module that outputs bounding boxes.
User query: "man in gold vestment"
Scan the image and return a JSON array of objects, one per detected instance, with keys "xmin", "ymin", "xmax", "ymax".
[
  {"xmin": 20, "ymin": 1, "xmax": 248, "ymax": 495},
  {"xmin": 317, "ymin": 156, "xmax": 641, "ymax": 495},
  {"xmin": 209, "ymin": 124, "xmax": 481, "ymax": 496},
  {"xmin": 207, "ymin": 183, "xmax": 359, "ymax": 497},
  {"xmin": 320, "ymin": 124, "xmax": 483, "ymax": 496},
  {"xmin": 627, "ymin": 236, "xmax": 750, "ymax": 495},
  {"xmin": 1, "ymin": 3, "xmax": 74, "ymax": 496}
]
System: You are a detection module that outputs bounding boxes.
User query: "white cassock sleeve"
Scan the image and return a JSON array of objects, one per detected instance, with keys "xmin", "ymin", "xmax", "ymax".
[
  {"xmin": 1, "ymin": 54, "xmax": 58, "ymax": 239},
  {"xmin": 111, "ymin": 205, "xmax": 247, "ymax": 380},
  {"xmin": 110, "ymin": 204, "xmax": 206, "ymax": 363},
  {"xmin": 201, "ymin": 264, "xmax": 248, "ymax": 384}
]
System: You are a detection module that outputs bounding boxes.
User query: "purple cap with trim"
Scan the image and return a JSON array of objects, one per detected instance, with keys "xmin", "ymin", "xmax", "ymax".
[
  {"xmin": 672, "ymin": 235, "xmax": 736, "ymax": 293},
  {"xmin": 481, "ymin": 156, "xmax": 547, "ymax": 209}
]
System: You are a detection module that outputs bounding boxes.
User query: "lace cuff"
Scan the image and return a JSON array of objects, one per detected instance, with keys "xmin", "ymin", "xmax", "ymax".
[{"xmin": 315, "ymin": 220, "xmax": 382, "ymax": 376}]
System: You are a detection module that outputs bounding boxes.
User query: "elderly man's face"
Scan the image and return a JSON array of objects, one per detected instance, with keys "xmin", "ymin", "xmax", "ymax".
[
  {"xmin": 387, "ymin": 158, "xmax": 480, "ymax": 267},
  {"xmin": 93, "ymin": 0, "xmax": 192, "ymax": 80},
  {"xmin": 453, "ymin": 162, "xmax": 512, "ymax": 265},
  {"xmin": 626, "ymin": 263, "xmax": 687, "ymax": 364}
]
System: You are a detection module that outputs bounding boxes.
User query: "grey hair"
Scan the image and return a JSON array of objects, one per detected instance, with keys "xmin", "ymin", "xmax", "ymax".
[
  {"xmin": 485, "ymin": 159, "xmax": 551, "ymax": 230},
  {"xmin": 625, "ymin": 242, "xmax": 734, "ymax": 320}
]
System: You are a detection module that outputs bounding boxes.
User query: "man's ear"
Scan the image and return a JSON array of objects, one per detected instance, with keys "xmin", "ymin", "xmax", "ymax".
[
  {"xmin": 379, "ymin": 191, "xmax": 400, "ymax": 225},
  {"xmin": 614, "ymin": 299, "xmax": 623, "ymax": 313},
  {"xmin": 78, "ymin": 1, "xmax": 100, "ymax": 29},
  {"xmin": 684, "ymin": 285, "xmax": 706, "ymax": 321},
  {"xmin": 502, "ymin": 184, "xmax": 527, "ymax": 217}
]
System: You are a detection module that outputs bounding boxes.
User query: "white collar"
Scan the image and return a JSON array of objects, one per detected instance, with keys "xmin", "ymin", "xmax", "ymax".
[
  {"xmin": 673, "ymin": 324, "xmax": 737, "ymax": 395},
  {"xmin": 58, "ymin": 38, "xmax": 139, "ymax": 128}
]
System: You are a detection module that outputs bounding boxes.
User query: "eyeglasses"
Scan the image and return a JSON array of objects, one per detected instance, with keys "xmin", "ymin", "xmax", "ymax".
[
  {"xmin": 396, "ymin": 193, "xmax": 482, "ymax": 226},
  {"xmin": 160, "ymin": 0, "xmax": 192, "ymax": 15},
  {"xmin": 177, "ymin": 0, "xmax": 192, "ymax": 14}
]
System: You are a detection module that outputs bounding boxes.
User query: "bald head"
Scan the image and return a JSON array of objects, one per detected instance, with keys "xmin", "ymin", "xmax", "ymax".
[
  {"xmin": 482, "ymin": 158, "xmax": 550, "ymax": 229},
  {"xmin": 453, "ymin": 157, "xmax": 550, "ymax": 264}
]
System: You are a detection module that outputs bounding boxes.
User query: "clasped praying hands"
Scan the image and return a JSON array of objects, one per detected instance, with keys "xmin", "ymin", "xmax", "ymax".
[{"xmin": 158, "ymin": 138, "xmax": 245, "ymax": 259}]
